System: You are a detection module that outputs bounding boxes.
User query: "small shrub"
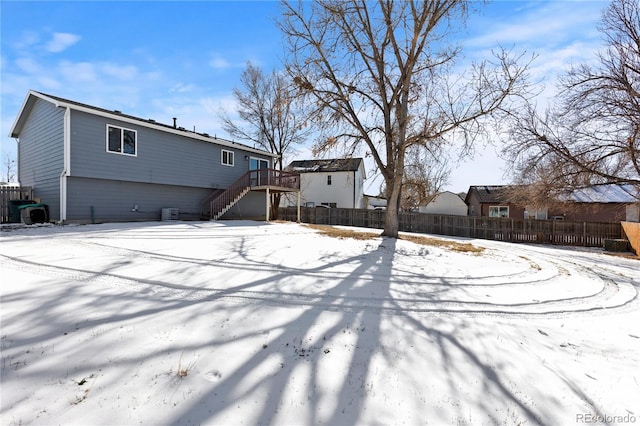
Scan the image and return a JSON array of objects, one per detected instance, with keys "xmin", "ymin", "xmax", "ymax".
[{"xmin": 175, "ymin": 354, "xmax": 195, "ymax": 379}]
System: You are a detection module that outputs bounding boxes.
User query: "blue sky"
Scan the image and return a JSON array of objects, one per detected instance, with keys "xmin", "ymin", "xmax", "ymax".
[{"xmin": 1, "ymin": 0, "xmax": 608, "ymax": 192}]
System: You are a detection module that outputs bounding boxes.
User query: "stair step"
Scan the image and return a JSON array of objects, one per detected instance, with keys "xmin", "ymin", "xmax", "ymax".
[{"xmin": 211, "ymin": 187, "xmax": 250, "ymax": 220}]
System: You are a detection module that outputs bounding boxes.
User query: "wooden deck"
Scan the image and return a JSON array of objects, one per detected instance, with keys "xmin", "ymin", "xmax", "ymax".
[
  {"xmin": 205, "ymin": 169, "xmax": 300, "ymax": 220},
  {"xmin": 247, "ymin": 169, "xmax": 300, "ymax": 193}
]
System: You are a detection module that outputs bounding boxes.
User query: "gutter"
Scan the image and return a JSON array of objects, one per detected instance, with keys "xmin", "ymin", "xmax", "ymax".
[
  {"xmin": 59, "ymin": 106, "xmax": 71, "ymax": 223},
  {"xmin": 353, "ymin": 170, "xmax": 356, "ymax": 208}
]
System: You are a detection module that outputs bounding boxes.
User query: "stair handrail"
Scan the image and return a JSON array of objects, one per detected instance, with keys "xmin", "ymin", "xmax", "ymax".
[
  {"xmin": 210, "ymin": 170, "xmax": 252, "ymax": 219},
  {"xmin": 208, "ymin": 168, "xmax": 300, "ymax": 219}
]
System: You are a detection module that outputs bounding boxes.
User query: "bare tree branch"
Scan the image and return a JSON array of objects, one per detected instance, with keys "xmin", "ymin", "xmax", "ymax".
[
  {"xmin": 280, "ymin": 0, "xmax": 531, "ymax": 237},
  {"xmin": 505, "ymin": 0, "xmax": 640, "ymax": 203},
  {"xmin": 218, "ymin": 63, "xmax": 311, "ymax": 219},
  {"xmin": 219, "ymin": 63, "xmax": 310, "ymax": 171}
]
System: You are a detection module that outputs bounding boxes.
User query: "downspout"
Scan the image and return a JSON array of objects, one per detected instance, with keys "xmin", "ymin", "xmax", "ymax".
[
  {"xmin": 353, "ymin": 170, "xmax": 356, "ymax": 208},
  {"xmin": 59, "ymin": 106, "xmax": 71, "ymax": 223}
]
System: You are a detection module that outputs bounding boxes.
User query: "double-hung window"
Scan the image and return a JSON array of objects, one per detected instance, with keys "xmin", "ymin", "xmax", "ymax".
[
  {"xmin": 222, "ymin": 150, "xmax": 234, "ymax": 166},
  {"xmin": 489, "ymin": 206, "xmax": 509, "ymax": 218},
  {"xmin": 107, "ymin": 125, "xmax": 137, "ymax": 156}
]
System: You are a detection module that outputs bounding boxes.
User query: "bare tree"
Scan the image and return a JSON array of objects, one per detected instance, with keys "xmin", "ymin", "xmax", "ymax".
[
  {"xmin": 383, "ymin": 146, "xmax": 450, "ymax": 211},
  {"xmin": 280, "ymin": 0, "xmax": 531, "ymax": 237},
  {"xmin": 2, "ymin": 154, "xmax": 16, "ymax": 184},
  {"xmin": 504, "ymin": 0, "xmax": 640, "ymax": 203},
  {"xmin": 219, "ymin": 62, "xmax": 310, "ymax": 218}
]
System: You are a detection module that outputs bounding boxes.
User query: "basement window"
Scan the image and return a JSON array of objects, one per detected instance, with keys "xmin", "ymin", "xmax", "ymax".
[
  {"xmin": 489, "ymin": 206, "xmax": 509, "ymax": 218},
  {"xmin": 107, "ymin": 125, "xmax": 137, "ymax": 156},
  {"xmin": 222, "ymin": 150, "xmax": 234, "ymax": 166}
]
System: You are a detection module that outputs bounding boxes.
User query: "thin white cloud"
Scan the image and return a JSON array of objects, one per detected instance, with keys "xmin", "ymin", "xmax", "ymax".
[
  {"xmin": 45, "ymin": 32, "xmax": 81, "ymax": 53},
  {"xmin": 13, "ymin": 31, "xmax": 40, "ymax": 50},
  {"xmin": 102, "ymin": 63, "xmax": 138, "ymax": 80},
  {"xmin": 207, "ymin": 94, "xmax": 236, "ymax": 114},
  {"xmin": 36, "ymin": 76, "xmax": 62, "ymax": 91},
  {"xmin": 169, "ymin": 83, "xmax": 197, "ymax": 94},
  {"xmin": 15, "ymin": 57, "xmax": 42, "ymax": 74},
  {"xmin": 209, "ymin": 54, "xmax": 232, "ymax": 70},
  {"xmin": 466, "ymin": 2, "xmax": 605, "ymax": 51},
  {"xmin": 58, "ymin": 60, "xmax": 97, "ymax": 82}
]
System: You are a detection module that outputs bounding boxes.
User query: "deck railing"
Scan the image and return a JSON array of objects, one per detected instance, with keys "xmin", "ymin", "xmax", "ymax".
[{"xmin": 208, "ymin": 169, "xmax": 299, "ymax": 219}]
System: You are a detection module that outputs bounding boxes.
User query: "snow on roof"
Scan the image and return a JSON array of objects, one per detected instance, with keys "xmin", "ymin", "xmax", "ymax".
[
  {"xmin": 466, "ymin": 185, "xmax": 515, "ymax": 204},
  {"xmin": 286, "ymin": 158, "xmax": 364, "ymax": 173},
  {"xmin": 564, "ymin": 184, "xmax": 639, "ymax": 203}
]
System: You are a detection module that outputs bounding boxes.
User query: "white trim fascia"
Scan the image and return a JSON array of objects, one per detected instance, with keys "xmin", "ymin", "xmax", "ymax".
[
  {"xmin": 9, "ymin": 90, "xmax": 39, "ymax": 137},
  {"xmin": 61, "ymin": 102, "xmax": 276, "ymax": 157}
]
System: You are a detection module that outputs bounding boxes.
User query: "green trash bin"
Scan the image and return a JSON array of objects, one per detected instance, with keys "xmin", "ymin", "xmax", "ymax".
[
  {"xmin": 8, "ymin": 200, "xmax": 34, "ymax": 223},
  {"xmin": 17, "ymin": 203, "xmax": 49, "ymax": 224}
]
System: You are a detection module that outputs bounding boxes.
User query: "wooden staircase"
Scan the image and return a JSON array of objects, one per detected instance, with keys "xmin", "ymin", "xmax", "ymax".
[{"xmin": 203, "ymin": 169, "xmax": 300, "ymax": 220}]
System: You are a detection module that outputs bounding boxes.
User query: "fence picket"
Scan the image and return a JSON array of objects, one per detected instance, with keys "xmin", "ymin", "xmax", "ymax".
[
  {"xmin": 280, "ymin": 207, "xmax": 624, "ymax": 248},
  {"xmin": 1, "ymin": 186, "xmax": 34, "ymax": 223}
]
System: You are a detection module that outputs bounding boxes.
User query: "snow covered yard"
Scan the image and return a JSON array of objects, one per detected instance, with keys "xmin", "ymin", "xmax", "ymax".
[{"xmin": 1, "ymin": 220, "xmax": 638, "ymax": 425}]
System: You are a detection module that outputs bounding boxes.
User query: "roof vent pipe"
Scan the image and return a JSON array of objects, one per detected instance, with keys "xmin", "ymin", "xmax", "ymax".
[{"xmin": 173, "ymin": 117, "xmax": 177, "ymax": 128}]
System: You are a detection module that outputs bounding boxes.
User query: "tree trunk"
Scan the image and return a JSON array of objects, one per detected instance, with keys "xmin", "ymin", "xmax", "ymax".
[
  {"xmin": 382, "ymin": 177, "xmax": 402, "ymax": 238},
  {"xmin": 270, "ymin": 193, "xmax": 281, "ymax": 220}
]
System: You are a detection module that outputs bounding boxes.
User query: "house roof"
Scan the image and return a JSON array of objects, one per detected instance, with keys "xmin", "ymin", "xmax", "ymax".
[
  {"xmin": 465, "ymin": 185, "xmax": 514, "ymax": 204},
  {"xmin": 465, "ymin": 183, "xmax": 639, "ymax": 205},
  {"xmin": 9, "ymin": 90, "xmax": 276, "ymax": 157},
  {"xmin": 563, "ymin": 184, "xmax": 639, "ymax": 203},
  {"xmin": 286, "ymin": 158, "xmax": 365, "ymax": 174},
  {"xmin": 424, "ymin": 191, "xmax": 467, "ymax": 205}
]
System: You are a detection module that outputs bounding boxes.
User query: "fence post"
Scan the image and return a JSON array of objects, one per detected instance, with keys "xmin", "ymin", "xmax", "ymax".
[
  {"xmin": 510, "ymin": 219, "xmax": 514, "ymax": 242},
  {"xmin": 473, "ymin": 217, "xmax": 476, "ymax": 238},
  {"xmin": 282, "ymin": 207, "xmax": 621, "ymax": 249}
]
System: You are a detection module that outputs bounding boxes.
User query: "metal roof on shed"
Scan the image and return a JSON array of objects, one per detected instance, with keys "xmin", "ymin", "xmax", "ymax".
[{"xmin": 564, "ymin": 184, "xmax": 639, "ymax": 203}]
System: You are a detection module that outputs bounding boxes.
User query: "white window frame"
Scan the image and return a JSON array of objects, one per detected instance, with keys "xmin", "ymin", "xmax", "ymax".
[
  {"xmin": 106, "ymin": 124, "xmax": 137, "ymax": 156},
  {"xmin": 489, "ymin": 206, "xmax": 509, "ymax": 218},
  {"xmin": 221, "ymin": 149, "xmax": 234, "ymax": 167}
]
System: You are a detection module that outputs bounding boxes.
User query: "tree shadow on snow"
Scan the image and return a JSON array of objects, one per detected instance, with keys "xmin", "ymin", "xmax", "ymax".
[
  {"xmin": 3, "ymin": 224, "xmax": 627, "ymax": 424},
  {"xmin": 165, "ymin": 237, "xmax": 397, "ymax": 425}
]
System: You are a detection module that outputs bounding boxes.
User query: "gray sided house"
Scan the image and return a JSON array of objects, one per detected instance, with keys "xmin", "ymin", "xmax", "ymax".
[{"xmin": 9, "ymin": 90, "xmax": 280, "ymax": 223}]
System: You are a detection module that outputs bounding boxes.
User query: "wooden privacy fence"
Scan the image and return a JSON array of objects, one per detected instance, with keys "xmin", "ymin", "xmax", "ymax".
[
  {"xmin": 280, "ymin": 207, "xmax": 624, "ymax": 248},
  {"xmin": 1, "ymin": 186, "xmax": 34, "ymax": 223}
]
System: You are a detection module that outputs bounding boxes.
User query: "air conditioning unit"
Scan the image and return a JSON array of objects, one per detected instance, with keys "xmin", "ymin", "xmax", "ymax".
[
  {"xmin": 20, "ymin": 205, "xmax": 49, "ymax": 225},
  {"xmin": 161, "ymin": 208, "xmax": 179, "ymax": 221}
]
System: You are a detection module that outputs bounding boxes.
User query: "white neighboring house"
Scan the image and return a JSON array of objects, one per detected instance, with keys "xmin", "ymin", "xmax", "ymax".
[
  {"xmin": 282, "ymin": 158, "xmax": 366, "ymax": 208},
  {"xmin": 418, "ymin": 191, "xmax": 468, "ymax": 216}
]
